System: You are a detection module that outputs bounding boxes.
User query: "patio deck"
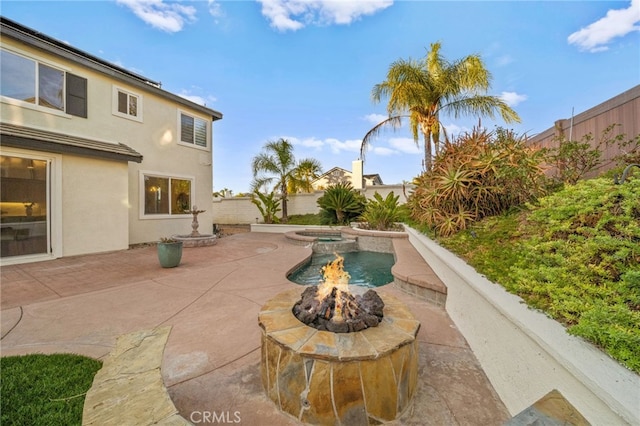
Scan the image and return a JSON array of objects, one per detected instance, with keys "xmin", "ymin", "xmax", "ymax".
[{"xmin": 1, "ymin": 231, "xmax": 510, "ymax": 425}]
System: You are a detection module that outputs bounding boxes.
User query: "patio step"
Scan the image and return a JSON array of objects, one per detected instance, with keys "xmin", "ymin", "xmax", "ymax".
[{"xmin": 82, "ymin": 326, "xmax": 188, "ymax": 425}]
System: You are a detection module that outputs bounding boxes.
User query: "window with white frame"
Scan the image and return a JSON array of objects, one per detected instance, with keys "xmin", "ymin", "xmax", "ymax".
[
  {"xmin": 179, "ymin": 112, "xmax": 208, "ymax": 148},
  {"xmin": 0, "ymin": 48, "xmax": 87, "ymax": 117},
  {"xmin": 143, "ymin": 174, "xmax": 192, "ymax": 216},
  {"xmin": 112, "ymin": 86, "xmax": 142, "ymax": 121}
]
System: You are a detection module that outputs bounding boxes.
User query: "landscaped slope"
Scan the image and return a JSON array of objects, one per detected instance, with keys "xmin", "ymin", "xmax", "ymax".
[{"xmin": 438, "ymin": 177, "xmax": 640, "ymax": 374}]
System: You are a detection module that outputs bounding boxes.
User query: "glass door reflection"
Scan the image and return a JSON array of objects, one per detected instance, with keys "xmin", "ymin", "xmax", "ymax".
[{"xmin": 1, "ymin": 155, "xmax": 49, "ymax": 258}]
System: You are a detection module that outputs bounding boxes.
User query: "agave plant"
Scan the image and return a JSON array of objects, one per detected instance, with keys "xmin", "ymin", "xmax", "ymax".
[{"xmin": 408, "ymin": 126, "xmax": 546, "ymax": 236}]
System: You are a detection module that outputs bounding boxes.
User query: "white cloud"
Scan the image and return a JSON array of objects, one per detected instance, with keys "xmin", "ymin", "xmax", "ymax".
[
  {"xmin": 499, "ymin": 91, "xmax": 528, "ymax": 107},
  {"xmin": 116, "ymin": 0, "xmax": 197, "ymax": 33},
  {"xmin": 568, "ymin": 0, "xmax": 640, "ymax": 52},
  {"xmin": 325, "ymin": 138, "xmax": 362, "ymax": 154},
  {"xmin": 179, "ymin": 93, "xmax": 206, "ymax": 105},
  {"xmin": 256, "ymin": 0, "xmax": 393, "ymax": 32},
  {"xmin": 208, "ymin": 0, "xmax": 224, "ymax": 19},
  {"xmin": 286, "ymin": 136, "xmax": 362, "ymax": 154},
  {"xmin": 177, "ymin": 91, "xmax": 217, "ymax": 107},
  {"xmin": 495, "ymin": 54, "xmax": 513, "ymax": 67},
  {"xmin": 178, "ymin": 86, "xmax": 217, "ymax": 106},
  {"xmin": 442, "ymin": 123, "xmax": 470, "ymax": 140},
  {"xmin": 288, "ymin": 136, "xmax": 325, "ymax": 149},
  {"xmin": 286, "ymin": 134, "xmax": 421, "ymax": 158},
  {"xmin": 388, "ymin": 137, "xmax": 420, "ymax": 154},
  {"xmin": 371, "ymin": 146, "xmax": 397, "ymax": 156},
  {"xmin": 363, "ymin": 113, "xmax": 387, "ymax": 124}
]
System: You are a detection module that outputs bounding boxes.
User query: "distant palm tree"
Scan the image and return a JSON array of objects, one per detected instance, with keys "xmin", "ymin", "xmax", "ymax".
[
  {"xmin": 251, "ymin": 138, "xmax": 322, "ymax": 223},
  {"xmin": 288, "ymin": 160, "xmax": 322, "ymax": 194},
  {"xmin": 361, "ymin": 41, "xmax": 520, "ymax": 171}
]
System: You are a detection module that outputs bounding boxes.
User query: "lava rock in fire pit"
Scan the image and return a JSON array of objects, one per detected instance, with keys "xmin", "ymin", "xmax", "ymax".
[{"xmin": 292, "ymin": 285, "xmax": 385, "ymax": 333}]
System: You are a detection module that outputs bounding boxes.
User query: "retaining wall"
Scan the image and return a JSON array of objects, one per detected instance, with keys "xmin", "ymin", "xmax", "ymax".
[{"xmin": 404, "ymin": 226, "xmax": 639, "ymax": 425}]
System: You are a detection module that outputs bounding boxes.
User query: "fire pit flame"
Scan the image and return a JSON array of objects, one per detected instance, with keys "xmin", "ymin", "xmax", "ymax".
[
  {"xmin": 318, "ymin": 254, "xmax": 350, "ymax": 295},
  {"xmin": 292, "ymin": 253, "xmax": 384, "ymax": 333}
]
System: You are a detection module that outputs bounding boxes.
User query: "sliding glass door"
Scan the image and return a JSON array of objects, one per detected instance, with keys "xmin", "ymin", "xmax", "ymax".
[{"xmin": 1, "ymin": 155, "xmax": 49, "ymax": 258}]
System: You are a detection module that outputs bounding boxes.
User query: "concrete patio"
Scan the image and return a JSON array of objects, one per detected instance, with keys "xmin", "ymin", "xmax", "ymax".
[{"xmin": 0, "ymin": 231, "xmax": 511, "ymax": 425}]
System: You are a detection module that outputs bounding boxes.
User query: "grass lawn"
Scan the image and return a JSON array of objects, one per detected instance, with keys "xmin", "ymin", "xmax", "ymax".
[
  {"xmin": 286, "ymin": 213, "xmax": 323, "ymax": 225},
  {"xmin": 1, "ymin": 353, "xmax": 102, "ymax": 426}
]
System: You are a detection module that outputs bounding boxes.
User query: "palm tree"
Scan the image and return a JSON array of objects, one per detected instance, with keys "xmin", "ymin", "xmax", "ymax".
[
  {"xmin": 251, "ymin": 138, "xmax": 322, "ymax": 223},
  {"xmin": 361, "ymin": 41, "xmax": 520, "ymax": 171},
  {"xmin": 288, "ymin": 159, "xmax": 322, "ymax": 194}
]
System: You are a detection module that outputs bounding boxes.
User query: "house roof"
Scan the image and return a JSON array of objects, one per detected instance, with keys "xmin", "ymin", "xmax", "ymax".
[
  {"xmin": 311, "ymin": 167, "xmax": 384, "ymax": 185},
  {"xmin": 0, "ymin": 123, "xmax": 144, "ymax": 163},
  {"xmin": 312, "ymin": 167, "xmax": 350, "ymax": 182},
  {"xmin": 364, "ymin": 174, "xmax": 384, "ymax": 184},
  {"xmin": 0, "ymin": 16, "xmax": 222, "ymax": 121}
]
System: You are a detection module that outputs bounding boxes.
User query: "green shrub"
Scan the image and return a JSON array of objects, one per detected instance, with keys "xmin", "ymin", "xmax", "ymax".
[
  {"xmin": 569, "ymin": 305, "xmax": 640, "ymax": 373},
  {"xmin": 251, "ymin": 190, "xmax": 281, "ymax": 224},
  {"xmin": 438, "ymin": 177, "xmax": 640, "ymax": 373},
  {"xmin": 543, "ymin": 123, "xmax": 638, "ymax": 185},
  {"xmin": 317, "ymin": 182, "xmax": 366, "ymax": 225},
  {"xmin": 359, "ymin": 191, "xmax": 405, "ymax": 231}
]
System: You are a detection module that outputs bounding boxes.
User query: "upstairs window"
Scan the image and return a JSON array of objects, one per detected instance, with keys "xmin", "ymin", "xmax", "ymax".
[
  {"xmin": 1, "ymin": 49, "xmax": 87, "ymax": 117},
  {"xmin": 112, "ymin": 86, "xmax": 142, "ymax": 122},
  {"xmin": 180, "ymin": 112, "xmax": 208, "ymax": 148}
]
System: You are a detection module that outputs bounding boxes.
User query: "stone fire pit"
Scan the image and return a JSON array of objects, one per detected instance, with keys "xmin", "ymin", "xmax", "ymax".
[{"xmin": 259, "ymin": 287, "xmax": 420, "ymax": 424}]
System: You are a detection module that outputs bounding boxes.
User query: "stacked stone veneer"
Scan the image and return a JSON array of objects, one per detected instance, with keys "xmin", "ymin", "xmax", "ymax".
[{"xmin": 259, "ymin": 288, "xmax": 420, "ymax": 425}]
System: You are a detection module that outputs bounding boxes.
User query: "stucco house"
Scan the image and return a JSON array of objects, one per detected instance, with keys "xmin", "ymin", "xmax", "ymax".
[
  {"xmin": 0, "ymin": 17, "xmax": 222, "ymax": 265},
  {"xmin": 311, "ymin": 160, "xmax": 383, "ymax": 190}
]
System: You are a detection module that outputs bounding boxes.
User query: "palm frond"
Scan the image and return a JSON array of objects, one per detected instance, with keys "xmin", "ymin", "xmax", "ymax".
[{"xmin": 360, "ymin": 115, "xmax": 405, "ymax": 160}]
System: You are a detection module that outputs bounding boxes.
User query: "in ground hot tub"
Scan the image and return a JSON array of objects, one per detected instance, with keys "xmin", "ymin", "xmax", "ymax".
[{"xmin": 284, "ymin": 229, "xmax": 358, "ymax": 253}]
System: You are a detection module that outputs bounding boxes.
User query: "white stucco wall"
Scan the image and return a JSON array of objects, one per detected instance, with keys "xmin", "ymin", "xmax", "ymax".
[{"xmin": 61, "ymin": 156, "xmax": 129, "ymax": 256}]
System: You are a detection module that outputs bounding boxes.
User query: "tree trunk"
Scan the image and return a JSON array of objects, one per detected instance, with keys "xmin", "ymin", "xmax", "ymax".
[
  {"xmin": 423, "ymin": 130, "xmax": 433, "ymax": 171},
  {"xmin": 281, "ymin": 182, "xmax": 289, "ymax": 223}
]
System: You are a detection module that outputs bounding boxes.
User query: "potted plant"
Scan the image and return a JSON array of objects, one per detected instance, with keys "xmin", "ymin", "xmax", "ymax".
[{"xmin": 157, "ymin": 237, "xmax": 183, "ymax": 268}]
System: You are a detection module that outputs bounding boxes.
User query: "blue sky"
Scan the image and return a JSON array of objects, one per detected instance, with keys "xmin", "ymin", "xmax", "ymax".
[{"xmin": 2, "ymin": 1, "xmax": 639, "ymax": 194}]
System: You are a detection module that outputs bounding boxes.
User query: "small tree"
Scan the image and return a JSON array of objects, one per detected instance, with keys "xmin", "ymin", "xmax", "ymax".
[
  {"xmin": 317, "ymin": 182, "xmax": 366, "ymax": 225},
  {"xmin": 544, "ymin": 124, "xmax": 637, "ymax": 185},
  {"xmin": 359, "ymin": 192, "xmax": 404, "ymax": 231},
  {"xmin": 251, "ymin": 190, "xmax": 281, "ymax": 224}
]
